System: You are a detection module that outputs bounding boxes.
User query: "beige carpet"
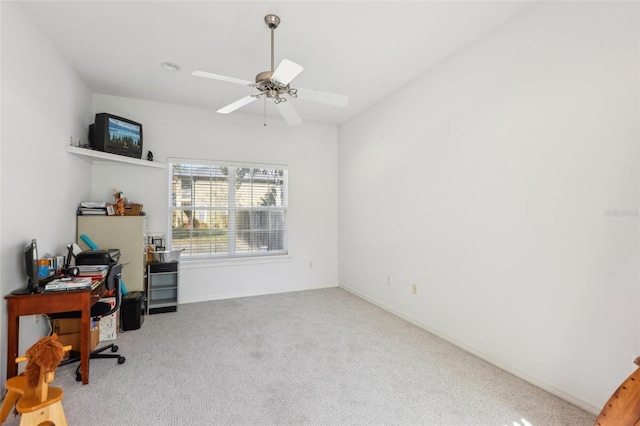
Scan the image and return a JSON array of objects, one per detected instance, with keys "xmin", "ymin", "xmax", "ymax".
[{"xmin": 3, "ymin": 288, "xmax": 595, "ymax": 425}]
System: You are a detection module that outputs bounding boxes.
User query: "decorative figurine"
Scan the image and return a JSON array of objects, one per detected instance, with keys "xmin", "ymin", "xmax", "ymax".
[{"xmin": 113, "ymin": 191, "xmax": 126, "ymax": 216}]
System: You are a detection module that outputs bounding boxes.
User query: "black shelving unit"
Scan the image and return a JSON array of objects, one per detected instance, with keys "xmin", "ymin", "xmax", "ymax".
[{"xmin": 146, "ymin": 262, "xmax": 178, "ymax": 314}]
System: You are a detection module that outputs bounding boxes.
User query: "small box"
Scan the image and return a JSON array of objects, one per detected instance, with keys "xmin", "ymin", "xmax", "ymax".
[
  {"xmin": 55, "ymin": 255, "xmax": 64, "ymax": 275},
  {"xmin": 99, "ymin": 313, "xmax": 118, "ymax": 341},
  {"xmin": 52, "ymin": 318, "xmax": 81, "ymax": 335},
  {"xmin": 98, "ymin": 296, "xmax": 119, "ymax": 342},
  {"xmin": 56, "ymin": 322, "xmax": 99, "ymax": 355}
]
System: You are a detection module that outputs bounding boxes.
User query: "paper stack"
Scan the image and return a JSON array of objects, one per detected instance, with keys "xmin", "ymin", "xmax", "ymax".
[{"xmin": 77, "ymin": 201, "xmax": 107, "ymax": 216}]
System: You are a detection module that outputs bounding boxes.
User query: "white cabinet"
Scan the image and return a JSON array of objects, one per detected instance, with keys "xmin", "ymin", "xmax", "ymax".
[{"xmin": 77, "ymin": 216, "xmax": 146, "ymax": 292}]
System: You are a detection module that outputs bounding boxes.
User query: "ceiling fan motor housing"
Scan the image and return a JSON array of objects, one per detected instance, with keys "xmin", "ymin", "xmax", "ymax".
[{"xmin": 255, "ymin": 71, "xmax": 274, "ymax": 84}]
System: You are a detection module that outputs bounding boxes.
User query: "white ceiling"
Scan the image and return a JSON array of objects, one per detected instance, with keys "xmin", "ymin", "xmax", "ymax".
[{"xmin": 20, "ymin": 1, "xmax": 532, "ymax": 126}]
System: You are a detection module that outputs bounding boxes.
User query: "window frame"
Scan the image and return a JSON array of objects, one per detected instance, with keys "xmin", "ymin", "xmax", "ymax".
[{"xmin": 168, "ymin": 158, "xmax": 288, "ymax": 260}]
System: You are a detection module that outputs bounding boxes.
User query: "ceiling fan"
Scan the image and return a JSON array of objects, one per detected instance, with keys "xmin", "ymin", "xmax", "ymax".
[{"xmin": 192, "ymin": 14, "xmax": 348, "ymax": 126}]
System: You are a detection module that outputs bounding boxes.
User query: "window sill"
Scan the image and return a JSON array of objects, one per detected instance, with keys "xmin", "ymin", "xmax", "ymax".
[{"xmin": 180, "ymin": 255, "xmax": 292, "ymax": 269}]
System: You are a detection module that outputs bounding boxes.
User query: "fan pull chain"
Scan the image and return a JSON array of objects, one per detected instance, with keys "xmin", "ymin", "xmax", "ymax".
[{"xmin": 264, "ymin": 96, "xmax": 267, "ymax": 127}]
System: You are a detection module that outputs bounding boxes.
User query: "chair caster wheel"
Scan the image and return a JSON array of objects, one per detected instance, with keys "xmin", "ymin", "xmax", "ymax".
[
  {"xmin": 118, "ymin": 356, "xmax": 126, "ymax": 364},
  {"xmin": 111, "ymin": 345, "xmax": 119, "ymax": 352},
  {"xmin": 75, "ymin": 373, "xmax": 82, "ymax": 382}
]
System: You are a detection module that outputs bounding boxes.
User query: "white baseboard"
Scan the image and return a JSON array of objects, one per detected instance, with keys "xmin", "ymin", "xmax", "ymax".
[
  {"xmin": 339, "ymin": 284, "xmax": 601, "ymax": 416},
  {"xmin": 180, "ymin": 283, "xmax": 338, "ymax": 304}
]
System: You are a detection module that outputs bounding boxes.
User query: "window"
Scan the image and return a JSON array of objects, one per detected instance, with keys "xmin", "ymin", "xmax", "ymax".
[{"xmin": 169, "ymin": 160, "xmax": 288, "ymax": 259}]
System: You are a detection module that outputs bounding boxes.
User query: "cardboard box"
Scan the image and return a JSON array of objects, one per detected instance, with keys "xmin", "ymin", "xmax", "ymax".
[
  {"xmin": 52, "ymin": 318, "xmax": 81, "ymax": 335},
  {"xmin": 98, "ymin": 297, "xmax": 119, "ymax": 342},
  {"xmin": 56, "ymin": 322, "xmax": 99, "ymax": 355}
]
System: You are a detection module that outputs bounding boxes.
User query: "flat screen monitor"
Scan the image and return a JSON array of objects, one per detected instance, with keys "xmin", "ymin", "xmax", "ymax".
[{"xmin": 12, "ymin": 239, "xmax": 39, "ymax": 295}]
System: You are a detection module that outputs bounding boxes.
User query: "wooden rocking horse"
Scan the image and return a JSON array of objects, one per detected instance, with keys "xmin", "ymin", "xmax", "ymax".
[
  {"xmin": 595, "ymin": 357, "xmax": 640, "ymax": 425},
  {"xmin": 0, "ymin": 334, "xmax": 71, "ymax": 426}
]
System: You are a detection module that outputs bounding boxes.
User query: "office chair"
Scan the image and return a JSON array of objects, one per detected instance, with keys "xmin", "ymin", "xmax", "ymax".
[{"xmin": 58, "ymin": 263, "xmax": 126, "ymax": 382}]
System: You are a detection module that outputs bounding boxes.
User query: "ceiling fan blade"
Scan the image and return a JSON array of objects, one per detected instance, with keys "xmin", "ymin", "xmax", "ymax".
[
  {"xmin": 192, "ymin": 71, "xmax": 253, "ymax": 87},
  {"xmin": 271, "ymin": 59, "xmax": 304, "ymax": 85},
  {"xmin": 217, "ymin": 96, "xmax": 259, "ymax": 114},
  {"xmin": 295, "ymin": 88, "xmax": 348, "ymax": 107},
  {"xmin": 275, "ymin": 101, "xmax": 302, "ymax": 126}
]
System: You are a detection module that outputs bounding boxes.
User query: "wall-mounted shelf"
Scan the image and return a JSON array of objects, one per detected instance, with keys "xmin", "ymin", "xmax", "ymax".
[{"xmin": 66, "ymin": 145, "xmax": 166, "ymax": 169}]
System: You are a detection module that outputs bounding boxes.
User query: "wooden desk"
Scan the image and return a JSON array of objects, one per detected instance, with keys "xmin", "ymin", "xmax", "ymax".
[{"xmin": 5, "ymin": 283, "xmax": 106, "ymax": 385}]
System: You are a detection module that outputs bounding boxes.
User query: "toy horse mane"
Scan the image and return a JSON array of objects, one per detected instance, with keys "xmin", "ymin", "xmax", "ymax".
[{"xmin": 23, "ymin": 334, "xmax": 65, "ymax": 388}]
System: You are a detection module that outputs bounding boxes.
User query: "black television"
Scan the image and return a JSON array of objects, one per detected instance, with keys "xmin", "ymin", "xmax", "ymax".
[
  {"xmin": 12, "ymin": 239, "xmax": 39, "ymax": 295},
  {"xmin": 89, "ymin": 113, "xmax": 143, "ymax": 159}
]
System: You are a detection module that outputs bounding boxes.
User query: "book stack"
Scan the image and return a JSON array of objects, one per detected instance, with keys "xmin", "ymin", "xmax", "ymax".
[
  {"xmin": 43, "ymin": 277, "xmax": 95, "ymax": 292},
  {"xmin": 77, "ymin": 265, "xmax": 109, "ymax": 280},
  {"xmin": 77, "ymin": 201, "xmax": 107, "ymax": 216}
]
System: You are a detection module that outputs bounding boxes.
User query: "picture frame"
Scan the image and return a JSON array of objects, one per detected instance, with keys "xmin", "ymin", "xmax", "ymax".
[{"xmin": 106, "ymin": 205, "xmax": 115, "ymax": 216}]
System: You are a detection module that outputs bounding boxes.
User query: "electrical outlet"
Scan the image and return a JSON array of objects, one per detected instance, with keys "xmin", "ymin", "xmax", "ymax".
[{"xmin": 412, "ymin": 283, "xmax": 417, "ymax": 294}]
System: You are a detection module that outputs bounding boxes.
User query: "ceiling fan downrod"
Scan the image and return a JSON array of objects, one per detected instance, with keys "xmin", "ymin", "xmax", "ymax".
[{"xmin": 264, "ymin": 14, "xmax": 280, "ymax": 72}]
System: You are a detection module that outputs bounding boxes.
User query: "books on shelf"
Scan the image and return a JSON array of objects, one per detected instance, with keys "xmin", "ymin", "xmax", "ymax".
[{"xmin": 43, "ymin": 277, "xmax": 95, "ymax": 292}]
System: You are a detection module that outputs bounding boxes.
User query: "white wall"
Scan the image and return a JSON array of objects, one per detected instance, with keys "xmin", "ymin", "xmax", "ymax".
[
  {"xmin": 0, "ymin": 2, "xmax": 93, "ymax": 386},
  {"xmin": 90, "ymin": 94, "xmax": 339, "ymax": 302},
  {"xmin": 338, "ymin": 1, "xmax": 638, "ymax": 413}
]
